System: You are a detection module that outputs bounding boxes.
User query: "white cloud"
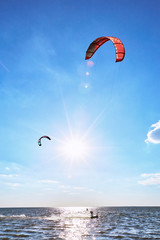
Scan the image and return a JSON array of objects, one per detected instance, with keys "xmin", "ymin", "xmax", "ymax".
[
  {"xmin": 145, "ymin": 120, "xmax": 160, "ymax": 144},
  {"xmin": 138, "ymin": 173, "xmax": 160, "ymax": 185}
]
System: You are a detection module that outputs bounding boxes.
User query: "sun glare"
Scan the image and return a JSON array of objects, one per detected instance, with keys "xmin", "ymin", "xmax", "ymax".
[{"xmin": 60, "ymin": 137, "xmax": 89, "ymax": 161}]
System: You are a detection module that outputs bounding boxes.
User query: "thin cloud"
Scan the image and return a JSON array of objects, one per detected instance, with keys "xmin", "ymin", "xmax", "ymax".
[
  {"xmin": 138, "ymin": 173, "xmax": 160, "ymax": 185},
  {"xmin": 0, "ymin": 174, "xmax": 18, "ymax": 178},
  {"xmin": 145, "ymin": 120, "xmax": 160, "ymax": 144},
  {"xmin": 6, "ymin": 183, "xmax": 21, "ymax": 187},
  {"xmin": 38, "ymin": 179, "xmax": 59, "ymax": 184},
  {"xmin": 73, "ymin": 186, "xmax": 86, "ymax": 190},
  {"xmin": 59, "ymin": 185, "xmax": 71, "ymax": 189},
  {"xmin": 0, "ymin": 174, "xmax": 12, "ymax": 178}
]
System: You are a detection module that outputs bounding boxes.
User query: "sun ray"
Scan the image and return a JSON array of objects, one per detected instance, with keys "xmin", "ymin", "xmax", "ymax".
[{"xmin": 82, "ymin": 108, "xmax": 106, "ymax": 140}]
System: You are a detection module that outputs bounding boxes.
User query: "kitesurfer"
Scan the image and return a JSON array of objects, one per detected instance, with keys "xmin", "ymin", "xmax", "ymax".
[{"xmin": 90, "ymin": 210, "xmax": 98, "ymax": 218}]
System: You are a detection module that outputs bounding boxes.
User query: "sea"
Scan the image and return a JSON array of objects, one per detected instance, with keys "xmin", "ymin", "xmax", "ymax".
[{"xmin": 0, "ymin": 207, "xmax": 160, "ymax": 239}]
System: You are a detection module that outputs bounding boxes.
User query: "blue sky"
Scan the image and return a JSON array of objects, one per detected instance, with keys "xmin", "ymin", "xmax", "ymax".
[{"xmin": 0, "ymin": 0, "xmax": 160, "ymax": 207}]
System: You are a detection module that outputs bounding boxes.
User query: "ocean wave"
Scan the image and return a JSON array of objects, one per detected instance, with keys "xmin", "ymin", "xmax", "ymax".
[
  {"xmin": 0, "ymin": 214, "xmax": 26, "ymax": 218},
  {"xmin": 0, "ymin": 207, "xmax": 160, "ymax": 239}
]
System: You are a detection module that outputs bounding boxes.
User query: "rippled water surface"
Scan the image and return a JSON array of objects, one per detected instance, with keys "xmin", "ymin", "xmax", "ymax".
[{"xmin": 0, "ymin": 207, "xmax": 160, "ymax": 239}]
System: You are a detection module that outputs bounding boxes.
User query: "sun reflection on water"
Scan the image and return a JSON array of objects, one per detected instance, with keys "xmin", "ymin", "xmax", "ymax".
[{"xmin": 58, "ymin": 207, "xmax": 96, "ymax": 239}]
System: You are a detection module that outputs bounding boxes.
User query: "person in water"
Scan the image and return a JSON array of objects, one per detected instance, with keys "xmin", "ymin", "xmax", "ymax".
[
  {"xmin": 90, "ymin": 210, "xmax": 98, "ymax": 218},
  {"xmin": 90, "ymin": 211, "xmax": 93, "ymax": 217}
]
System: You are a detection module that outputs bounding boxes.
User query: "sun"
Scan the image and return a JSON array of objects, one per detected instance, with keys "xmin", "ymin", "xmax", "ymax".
[
  {"xmin": 64, "ymin": 139, "xmax": 86, "ymax": 158},
  {"xmin": 54, "ymin": 107, "xmax": 104, "ymax": 164},
  {"xmin": 59, "ymin": 136, "xmax": 90, "ymax": 162}
]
